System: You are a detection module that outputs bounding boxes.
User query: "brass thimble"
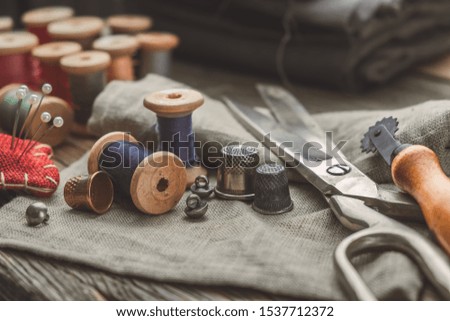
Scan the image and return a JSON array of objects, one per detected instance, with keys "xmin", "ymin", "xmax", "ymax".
[{"xmin": 64, "ymin": 171, "xmax": 114, "ymax": 214}]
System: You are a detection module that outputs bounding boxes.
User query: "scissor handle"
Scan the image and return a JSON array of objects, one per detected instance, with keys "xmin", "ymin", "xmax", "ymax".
[
  {"xmin": 335, "ymin": 225, "xmax": 450, "ymax": 300},
  {"xmin": 392, "ymin": 145, "xmax": 450, "ymax": 255}
]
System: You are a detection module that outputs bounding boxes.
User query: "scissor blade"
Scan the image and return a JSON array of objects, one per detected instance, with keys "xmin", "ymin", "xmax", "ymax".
[{"xmin": 256, "ymin": 84, "xmax": 324, "ymax": 139}]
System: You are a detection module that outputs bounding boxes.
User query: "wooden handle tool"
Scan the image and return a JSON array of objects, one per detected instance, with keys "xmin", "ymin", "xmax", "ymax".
[{"xmin": 362, "ymin": 117, "xmax": 450, "ymax": 255}]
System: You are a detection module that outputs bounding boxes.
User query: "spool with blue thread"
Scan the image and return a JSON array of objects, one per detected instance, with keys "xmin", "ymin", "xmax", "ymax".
[
  {"xmin": 87, "ymin": 131, "xmax": 187, "ymax": 215},
  {"xmin": 144, "ymin": 88, "xmax": 207, "ymax": 187}
]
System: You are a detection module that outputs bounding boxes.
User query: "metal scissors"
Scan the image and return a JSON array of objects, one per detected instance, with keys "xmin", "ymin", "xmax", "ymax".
[{"xmin": 223, "ymin": 84, "xmax": 450, "ymax": 300}]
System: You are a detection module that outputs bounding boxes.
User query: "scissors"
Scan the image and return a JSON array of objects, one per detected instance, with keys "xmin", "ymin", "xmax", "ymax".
[{"xmin": 223, "ymin": 84, "xmax": 450, "ymax": 300}]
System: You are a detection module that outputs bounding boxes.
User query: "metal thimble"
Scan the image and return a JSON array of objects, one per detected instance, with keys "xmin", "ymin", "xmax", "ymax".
[
  {"xmin": 252, "ymin": 163, "xmax": 293, "ymax": 215},
  {"xmin": 64, "ymin": 171, "xmax": 114, "ymax": 214},
  {"xmin": 215, "ymin": 144, "xmax": 259, "ymax": 200}
]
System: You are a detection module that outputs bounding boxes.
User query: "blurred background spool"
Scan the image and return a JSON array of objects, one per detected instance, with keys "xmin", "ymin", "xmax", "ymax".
[
  {"xmin": 0, "ymin": 17, "xmax": 13, "ymax": 33},
  {"xmin": 60, "ymin": 50, "xmax": 110, "ymax": 136},
  {"xmin": 48, "ymin": 16, "xmax": 104, "ymax": 50},
  {"xmin": 137, "ymin": 32, "xmax": 179, "ymax": 78},
  {"xmin": 0, "ymin": 83, "xmax": 73, "ymax": 146},
  {"xmin": 0, "ymin": 32, "xmax": 38, "ymax": 89},
  {"xmin": 32, "ymin": 41, "xmax": 82, "ymax": 105},
  {"xmin": 107, "ymin": 15, "xmax": 152, "ymax": 35},
  {"xmin": 93, "ymin": 35, "xmax": 138, "ymax": 81},
  {"xmin": 87, "ymin": 132, "xmax": 187, "ymax": 215},
  {"xmin": 21, "ymin": 6, "xmax": 74, "ymax": 44}
]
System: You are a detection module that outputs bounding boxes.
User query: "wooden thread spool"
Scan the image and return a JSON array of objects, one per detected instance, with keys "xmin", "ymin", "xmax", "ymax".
[
  {"xmin": 137, "ymin": 32, "xmax": 179, "ymax": 77},
  {"xmin": 0, "ymin": 83, "xmax": 73, "ymax": 146},
  {"xmin": 0, "ymin": 32, "xmax": 39, "ymax": 89},
  {"xmin": 88, "ymin": 132, "xmax": 187, "ymax": 215},
  {"xmin": 60, "ymin": 50, "xmax": 111, "ymax": 136},
  {"xmin": 32, "ymin": 41, "xmax": 82, "ymax": 105},
  {"xmin": 107, "ymin": 15, "xmax": 152, "ymax": 35},
  {"xmin": 93, "ymin": 35, "xmax": 139, "ymax": 81},
  {"xmin": 22, "ymin": 6, "xmax": 74, "ymax": 44},
  {"xmin": 144, "ymin": 89, "xmax": 207, "ymax": 187},
  {"xmin": 48, "ymin": 17, "xmax": 104, "ymax": 50},
  {"xmin": 0, "ymin": 17, "xmax": 13, "ymax": 33}
]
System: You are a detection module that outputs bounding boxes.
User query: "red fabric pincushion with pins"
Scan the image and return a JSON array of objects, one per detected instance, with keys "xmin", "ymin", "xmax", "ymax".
[{"xmin": 0, "ymin": 133, "xmax": 59, "ymax": 197}]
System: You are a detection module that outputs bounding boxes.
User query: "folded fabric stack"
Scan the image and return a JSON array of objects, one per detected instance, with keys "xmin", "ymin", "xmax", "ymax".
[{"xmin": 139, "ymin": 0, "xmax": 450, "ymax": 89}]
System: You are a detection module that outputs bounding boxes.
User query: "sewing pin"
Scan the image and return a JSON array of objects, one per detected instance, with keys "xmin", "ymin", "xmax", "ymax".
[
  {"xmin": 21, "ymin": 116, "xmax": 63, "ymax": 159},
  {"xmin": 13, "ymin": 93, "xmax": 39, "ymax": 151},
  {"xmin": 10, "ymin": 85, "xmax": 28, "ymax": 150},
  {"xmin": 18, "ymin": 112, "xmax": 52, "ymax": 159}
]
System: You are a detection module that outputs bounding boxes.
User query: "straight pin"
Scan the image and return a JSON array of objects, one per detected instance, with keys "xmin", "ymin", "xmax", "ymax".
[
  {"xmin": 13, "ymin": 93, "xmax": 39, "ymax": 151},
  {"xmin": 10, "ymin": 85, "xmax": 28, "ymax": 150},
  {"xmin": 19, "ymin": 112, "xmax": 52, "ymax": 159}
]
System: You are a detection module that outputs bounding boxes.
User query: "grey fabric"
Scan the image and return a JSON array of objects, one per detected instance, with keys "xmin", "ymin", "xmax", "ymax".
[
  {"xmin": 3, "ymin": 75, "xmax": 450, "ymax": 300},
  {"xmin": 133, "ymin": 0, "xmax": 450, "ymax": 89}
]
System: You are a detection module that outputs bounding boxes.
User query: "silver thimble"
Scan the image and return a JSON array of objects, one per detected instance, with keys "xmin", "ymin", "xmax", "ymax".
[
  {"xmin": 252, "ymin": 163, "xmax": 293, "ymax": 215},
  {"xmin": 215, "ymin": 144, "xmax": 259, "ymax": 200}
]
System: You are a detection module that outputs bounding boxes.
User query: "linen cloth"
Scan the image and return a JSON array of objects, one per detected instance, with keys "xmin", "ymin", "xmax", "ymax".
[{"xmin": 1, "ymin": 75, "xmax": 450, "ymax": 300}]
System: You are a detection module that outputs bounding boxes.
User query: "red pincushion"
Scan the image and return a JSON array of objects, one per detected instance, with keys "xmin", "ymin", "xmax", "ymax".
[{"xmin": 0, "ymin": 133, "xmax": 59, "ymax": 197}]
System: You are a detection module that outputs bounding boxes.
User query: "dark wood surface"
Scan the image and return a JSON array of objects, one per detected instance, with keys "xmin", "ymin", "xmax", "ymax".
[{"xmin": 1, "ymin": 58, "xmax": 450, "ymax": 300}]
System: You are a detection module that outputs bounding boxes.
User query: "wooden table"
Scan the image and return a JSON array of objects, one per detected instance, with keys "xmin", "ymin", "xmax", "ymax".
[{"xmin": 1, "ymin": 58, "xmax": 450, "ymax": 300}]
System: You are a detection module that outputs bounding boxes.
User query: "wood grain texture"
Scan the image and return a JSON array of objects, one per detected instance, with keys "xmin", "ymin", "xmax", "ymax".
[
  {"xmin": 392, "ymin": 145, "xmax": 450, "ymax": 255},
  {"xmin": 2, "ymin": 59, "xmax": 450, "ymax": 300}
]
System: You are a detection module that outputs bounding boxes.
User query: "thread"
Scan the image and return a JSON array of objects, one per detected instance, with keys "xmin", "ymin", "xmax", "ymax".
[
  {"xmin": 157, "ymin": 115, "xmax": 197, "ymax": 167},
  {"xmin": 140, "ymin": 51, "xmax": 171, "ymax": 77},
  {"xmin": 108, "ymin": 55, "xmax": 134, "ymax": 81},
  {"xmin": 99, "ymin": 141, "xmax": 150, "ymax": 196},
  {"xmin": 68, "ymin": 71, "xmax": 106, "ymax": 125},
  {"xmin": 27, "ymin": 26, "xmax": 52, "ymax": 44},
  {"xmin": 0, "ymin": 54, "xmax": 34, "ymax": 88},
  {"xmin": 40, "ymin": 62, "xmax": 72, "ymax": 104}
]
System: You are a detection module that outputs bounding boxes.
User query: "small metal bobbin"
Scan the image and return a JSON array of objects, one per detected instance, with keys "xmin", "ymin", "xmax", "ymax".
[
  {"xmin": 64, "ymin": 171, "xmax": 114, "ymax": 215},
  {"xmin": 48, "ymin": 16, "xmax": 104, "ymax": 49},
  {"xmin": 107, "ymin": 15, "xmax": 152, "ymax": 35},
  {"xmin": 22, "ymin": 6, "xmax": 74, "ymax": 44},
  {"xmin": 93, "ymin": 35, "xmax": 139, "ymax": 81},
  {"xmin": 60, "ymin": 50, "xmax": 111, "ymax": 136},
  {"xmin": 137, "ymin": 32, "xmax": 179, "ymax": 77},
  {"xmin": 0, "ymin": 83, "xmax": 73, "ymax": 146},
  {"xmin": 184, "ymin": 194, "xmax": 208, "ymax": 219},
  {"xmin": 144, "ymin": 88, "xmax": 208, "ymax": 188},
  {"xmin": 190, "ymin": 175, "xmax": 214, "ymax": 199},
  {"xmin": 88, "ymin": 131, "xmax": 187, "ymax": 215}
]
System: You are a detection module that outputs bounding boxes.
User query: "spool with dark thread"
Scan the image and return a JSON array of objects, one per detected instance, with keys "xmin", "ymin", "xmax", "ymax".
[
  {"xmin": 0, "ymin": 32, "xmax": 39, "ymax": 89},
  {"xmin": 48, "ymin": 17, "xmax": 104, "ymax": 50},
  {"xmin": 93, "ymin": 35, "xmax": 139, "ymax": 81},
  {"xmin": 0, "ymin": 17, "xmax": 13, "ymax": 33},
  {"xmin": 87, "ymin": 132, "xmax": 187, "ymax": 215},
  {"xmin": 32, "ymin": 41, "xmax": 82, "ymax": 105},
  {"xmin": 137, "ymin": 32, "xmax": 179, "ymax": 77},
  {"xmin": 22, "ymin": 6, "xmax": 74, "ymax": 44},
  {"xmin": 144, "ymin": 88, "xmax": 207, "ymax": 187},
  {"xmin": 107, "ymin": 15, "xmax": 152, "ymax": 35},
  {"xmin": 60, "ymin": 50, "xmax": 110, "ymax": 136},
  {"xmin": 0, "ymin": 84, "xmax": 73, "ymax": 146}
]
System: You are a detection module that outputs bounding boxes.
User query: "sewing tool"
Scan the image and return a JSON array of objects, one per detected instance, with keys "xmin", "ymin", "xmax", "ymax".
[
  {"xmin": 0, "ymin": 32, "xmax": 39, "ymax": 88},
  {"xmin": 224, "ymin": 84, "xmax": 450, "ymax": 300},
  {"xmin": 32, "ymin": 41, "xmax": 82, "ymax": 104},
  {"xmin": 107, "ymin": 15, "xmax": 152, "ymax": 35},
  {"xmin": 0, "ymin": 133, "xmax": 59, "ymax": 197},
  {"xmin": 93, "ymin": 35, "xmax": 139, "ymax": 81},
  {"xmin": 64, "ymin": 172, "xmax": 114, "ymax": 215},
  {"xmin": 10, "ymin": 85, "xmax": 28, "ymax": 150},
  {"xmin": 0, "ymin": 17, "xmax": 13, "ymax": 33},
  {"xmin": 215, "ymin": 145, "xmax": 260, "ymax": 200},
  {"xmin": 48, "ymin": 16, "xmax": 104, "ymax": 50},
  {"xmin": 26, "ymin": 202, "xmax": 49, "ymax": 227},
  {"xmin": 144, "ymin": 88, "xmax": 207, "ymax": 187},
  {"xmin": 252, "ymin": 163, "xmax": 293, "ymax": 215},
  {"xmin": 60, "ymin": 50, "xmax": 110, "ymax": 136},
  {"xmin": 184, "ymin": 194, "xmax": 208, "ymax": 219},
  {"xmin": 0, "ymin": 83, "xmax": 73, "ymax": 146},
  {"xmin": 22, "ymin": 6, "xmax": 74, "ymax": 44},
  {"xmin": 190, "ymin": 175, "xmax": 214, "ymax": 198},
  {"xmin": 88, "ymin": 132, "xmax": 186, "ymax": 215},
  {"xmin": 137, "ymin": 32, "xmax": 179, "ymax": 77},
  {"xmin": 362, "ymin": 117, "xmax": 450, "ymax": 255}
]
